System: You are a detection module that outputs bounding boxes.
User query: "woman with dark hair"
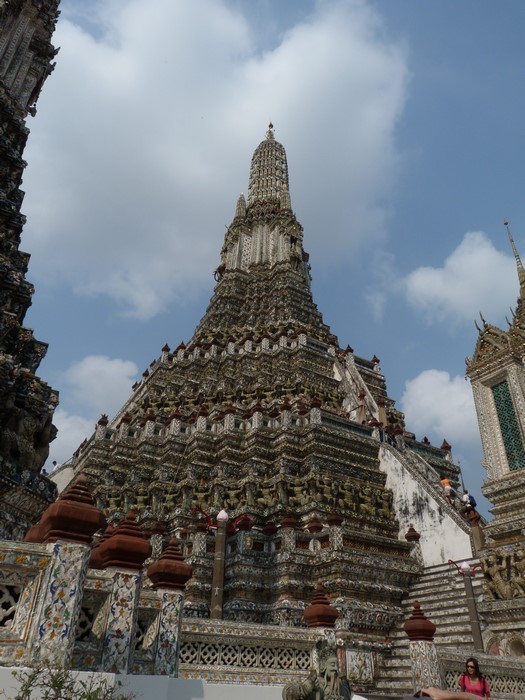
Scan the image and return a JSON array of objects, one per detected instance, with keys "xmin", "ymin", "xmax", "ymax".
[{"xmin": 458, "ymin": 658, "xmax": 491, "ymax": 699}]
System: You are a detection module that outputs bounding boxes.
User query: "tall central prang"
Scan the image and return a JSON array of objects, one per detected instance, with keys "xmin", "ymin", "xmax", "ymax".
[
  {"xmin": 195, "ymin": 123, "xmax": 328, "ymax": 343},
  {"xmin": 63, "ymin": 126, "xmax": 466, "ymax": 639}
]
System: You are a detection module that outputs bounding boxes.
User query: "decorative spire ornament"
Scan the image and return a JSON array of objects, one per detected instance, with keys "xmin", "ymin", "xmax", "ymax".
[{"xmin": 505, "ymin": 219, "xmax": 525, "ymax": 296}]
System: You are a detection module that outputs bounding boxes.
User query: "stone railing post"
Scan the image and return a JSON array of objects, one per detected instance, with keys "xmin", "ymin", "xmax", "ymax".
[
  {"xmin": 24, "ymin": 474, "xmax": 106, "ymax": 666},
  {"xmin": 93, "ymin": 511, "xmax": 151, "ymax": 674},
  {"xmin": 404, "ymin": 601, "xmax": 444, "ymax": 692},
  {"xmin": 147, "ymin": 537, "xmax": 193, "ymax": 676},
  {"xmin": 30, "ymin": 541, "xmax": 90, "ymax": 665},
  {"xmin": 449, "ymin": 560, "xmax": 484, "ymax": 652},
  {"xmin": 102, "ymin": 569, "xmax": 143, "ymax": 674},
  {"xmin": 210, "ymin": 509, "xmax": 229, "ymax": 620}
]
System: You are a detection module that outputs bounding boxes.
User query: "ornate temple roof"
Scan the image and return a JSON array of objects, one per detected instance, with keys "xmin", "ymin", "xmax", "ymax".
[
  {"xmin": 467, "ymin": 223, "xmax": 525, "ymax": 379},
  {"xmin": 467, "ymin": 221, "xmax": 525, "ymax": 379}
]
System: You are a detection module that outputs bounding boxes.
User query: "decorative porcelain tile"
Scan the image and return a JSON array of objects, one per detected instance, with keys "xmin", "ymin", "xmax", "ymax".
[
  {"xmin": 408, "ymin": 640, "xmax": 443, "ymax": 691},
  {"xmin": 34, "ymin": 542, "xmax": 90, "ymax": 665},
  {"xmin": 101, "ymin": 571, "xmax": 141, "ymax": 673},
  {"xmin": 154, "ymin": 590, "xmax": 184, "ymax": 676}
]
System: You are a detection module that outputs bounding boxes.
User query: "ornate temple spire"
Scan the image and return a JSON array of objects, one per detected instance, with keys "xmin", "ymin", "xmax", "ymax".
[
  {"xmin": 247, "ymin": 123, "xmax": 290, "ymax": 207},
  {"xmin": 234, "ymin": 193, "xmax": 246, "ymax": 219},
  {"xmin": 193, "ymin": 126, "xmax": 328, "ymax": 341},
  {"xmin": 505, "ymin": 219, "xmax": 525, "ymax": 297}
]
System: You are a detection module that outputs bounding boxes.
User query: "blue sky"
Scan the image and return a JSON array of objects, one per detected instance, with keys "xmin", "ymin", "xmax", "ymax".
[{"xmin": 20, "ymin": 0, "xmax": 525, "ymax": 517}]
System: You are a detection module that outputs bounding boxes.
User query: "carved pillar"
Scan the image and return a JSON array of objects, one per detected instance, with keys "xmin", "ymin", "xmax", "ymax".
[
  {"xmin": 24, "ymin": 474, "xmax": 106, "ymax": 666},
  {"xmin": 95, "ymin": 511, "xmax": 152, "ymax": 673},
  {"xmin": 31, "ymin": 541, "xmax": 90, "ymax": 665},
  {"xmin": 147, "ymin": 538, "xmax": 192, "ymax": 677},
  {"xmin": 210, "ymin": 510, "xmax": 229, "ymax": 620},
  {"xmin": 101, "ymin": 569, "xmax": 142, "ymax": 673},
  {"xmin": 404, "ymin": 601, "xmax": 444, "ymax": 692},
  {"xmin": 457, "ymin": 562, "xmax": 484, "ymax": 652}
]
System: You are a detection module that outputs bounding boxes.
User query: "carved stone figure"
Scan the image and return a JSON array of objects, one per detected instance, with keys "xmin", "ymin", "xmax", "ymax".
[
  {"xmin": 483, "ymin": 553, "xmax": 512, "ymax": 599},
  {"xmin": 282, "ymin": 646, "xmax": 352, "ymax": 700},
  {"xmin": 358, "ymin": 485, "xmax": 374, "ymax": 518},
  {"xmin": 510, "ymin": 548, "xmax": 525, "ymax": 596}
]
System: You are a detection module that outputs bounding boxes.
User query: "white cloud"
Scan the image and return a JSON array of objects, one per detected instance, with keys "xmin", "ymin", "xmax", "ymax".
[
  {"xmin": 49, "ymin": 409, "xmax": 94, "ymax": 467},
  {"xmin": 403, "ymin": 232, "xmax": 517, "ymax": 324},
  {"xmin": 401, "ymin": 368, "xmax": 478, "ymax": 446},
  {"xmin": 47, "ymin": 355, "xmax": 138, "ymax": 464},
  {"xmin": 62, "ymin": 355, "xmax": 138, "ymax": 417},
  {"xmin": 365, "ymin": 250, "xmax": 400, "ymax": 320},
  {"xmin": 23, "ymin": 0, "xmax": 408, "ymax": 318}
]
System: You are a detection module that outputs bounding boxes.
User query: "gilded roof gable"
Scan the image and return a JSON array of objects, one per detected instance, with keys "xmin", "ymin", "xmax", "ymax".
[{"xmin": 468, "ymin": 323, "xmax": 510, "ymax": 373}]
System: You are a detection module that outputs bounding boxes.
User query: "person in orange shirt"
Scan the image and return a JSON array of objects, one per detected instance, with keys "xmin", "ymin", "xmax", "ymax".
[{"xmin": 440, "ymin": 478, "xmax": 454, "ymax": 506}]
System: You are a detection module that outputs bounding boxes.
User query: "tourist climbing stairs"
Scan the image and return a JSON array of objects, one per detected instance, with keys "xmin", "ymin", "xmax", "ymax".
[{"xmin": 374, "ymin": 558, "xmax": 483, "ymax": 696}]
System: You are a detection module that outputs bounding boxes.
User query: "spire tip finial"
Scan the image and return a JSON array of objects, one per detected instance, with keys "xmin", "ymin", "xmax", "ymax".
[
  {"xmin": 266, "ymin": 122, "xmax": 275, "ymax": 140},
  {"xmin": 504, "ymin": 219, "xmax": 525, "ymax": 296}
]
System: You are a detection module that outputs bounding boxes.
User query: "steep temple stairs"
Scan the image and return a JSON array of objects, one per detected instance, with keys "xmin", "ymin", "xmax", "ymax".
[{"xmin": 375, "ymin": 558, "xmax": 484, "ymax": 696}]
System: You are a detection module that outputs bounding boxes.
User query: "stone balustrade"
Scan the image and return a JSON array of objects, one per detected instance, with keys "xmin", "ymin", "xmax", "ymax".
[
  {"xmin": 3, "ymin": 534, "xmax": 525, "ymax": 692},
  {"xmin": 0, "ymin": 536, "xmax": 189, "ymax": 676}
]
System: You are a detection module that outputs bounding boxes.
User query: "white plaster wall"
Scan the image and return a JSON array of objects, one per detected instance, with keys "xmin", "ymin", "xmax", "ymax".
[
  {"xmin": 0, "ymin": 668, "xmax": 372, "ymax": 700},
  {"xmin": 0, "ymin": 668, "xmax": 283, "ymax": 700},
  {"xmin": 50, "ymin": 463, "xmax": 75, "ymax": 493},
  {"xmin": 378, "ymin": 447, "xmax": 473, "ymax": 566},
  {"xmin": 120, "ymin": 676, "xmax": 283, "ymax": 700}
]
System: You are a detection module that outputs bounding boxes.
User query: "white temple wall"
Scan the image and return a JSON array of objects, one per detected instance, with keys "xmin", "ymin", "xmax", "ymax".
[
  {"xmin": 0, "ymin": 669, "xmax": 283, "ymax": 700},
  {"xmin": 121, "ymin": 675, "xmax": 283, "ymax": 700},
  {"xmin": 50, "ymin": 462, "xmax": 75, "ymax": 493},
  {"xmin": 379, "ymin": 447, "xmax": 473, "ymax": 566}
]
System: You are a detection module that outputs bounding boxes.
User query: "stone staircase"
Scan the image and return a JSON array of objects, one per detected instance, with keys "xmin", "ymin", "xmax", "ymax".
[{"xmin": 375, "ymin": 558, "xmax": 484, "ymax": 696}]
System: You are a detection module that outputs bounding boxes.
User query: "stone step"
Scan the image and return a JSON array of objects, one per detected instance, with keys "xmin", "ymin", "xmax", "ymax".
[
  {"xmin": 380, "ymin": 653, "xmax": 410, "ymax": 663},
  {"xmin": 373, "ymin": 560, "xmax": 483, "ymax": 693},
  {"xmin": 407, "ymin": 582, "xmax": 477, "ymax": 598},
  {"xmin": 376, "ymin": 667, "xmax": 413, "ymax": 679},
  {"xmin": 374, "ymin": 678, "xmax": 412, "ymax": 688},
  {"xmin": 374, "ymin": 684, "xmax": 412, "ymax": 695},
  {"xmin": 387, "ymin": 638, "xmax": 474, "ymax": 653},
  {"xmin": 408, "ymin": 575, "xmax": 483, "ymax": 592},
  {"xmin": 394, "ymin": 625, "xmax": 477, "ymax": 638},
  {"xmin": 396, "ymin": 608, "xmax": 473, "ymax": 627},
  {"xmin": 407, "ymin": 580, "xmax": 483, "ymax": 598},
  {"xmin": 398, "ymin": 617, "xmax": 472, "ymax": 633},
  {"xmin": 410, "ymin": 560, "xmax": 480, "ymax": 579},
  {"xmin": 373, "ymin": 681, "xmax": 413, "ymax": 695},
  {"xmin": 402, "ymin": 598, "xmax": 470, "ymax": 613},
  {"xmin": 389, "ymin": 626, "xmax": 473, "ymax": 644}
]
